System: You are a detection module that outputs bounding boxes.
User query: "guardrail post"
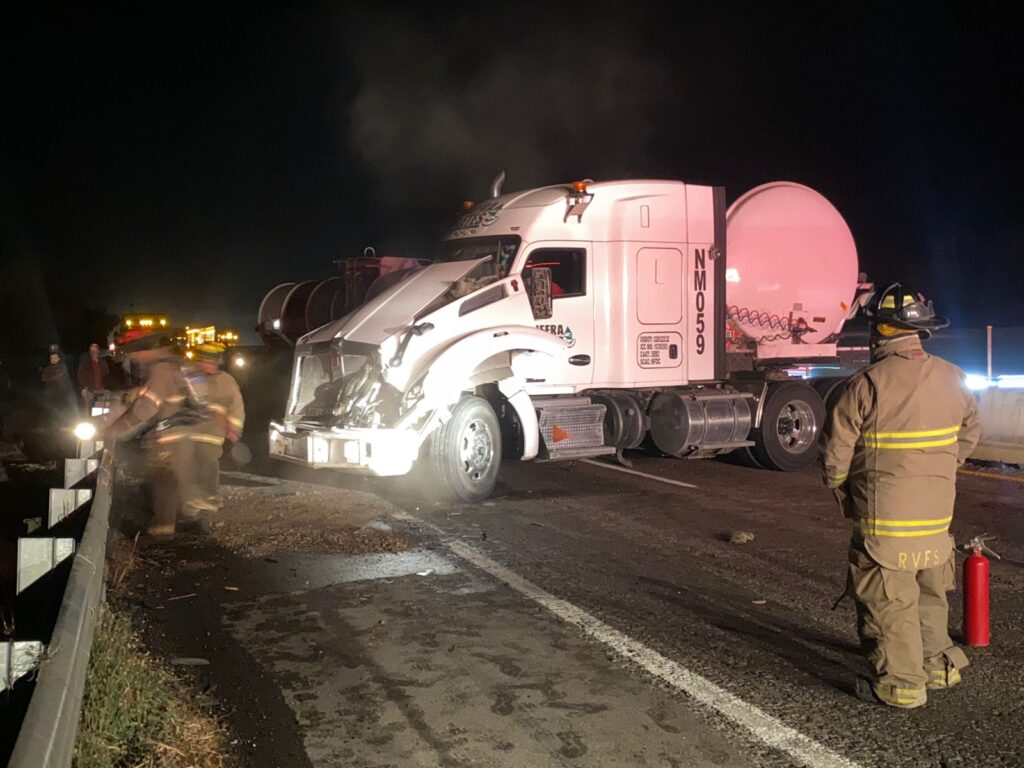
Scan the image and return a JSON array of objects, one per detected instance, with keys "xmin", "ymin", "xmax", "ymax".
[
  {"xmin": 48, "ymin": 489, "xmax": 93, "ymax": 528},
  {"xmin": 63, "ymin": 458, "xmax": 99, "ymax": 489},
  {"xmin": 1, "ymin": 641, "xmax": 44, "ymax": 692},
  {"xmin": 76, "ymin": 440, "xmax": 104, "ymax": 459},
  {"xmin": 16, "ymin": 538, "xmax": 77, "ymax": 594}
]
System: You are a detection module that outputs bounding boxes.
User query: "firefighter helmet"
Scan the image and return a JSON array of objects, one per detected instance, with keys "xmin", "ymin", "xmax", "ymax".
[
  {"xmin": 192, "ymin": 342, "xmax": 227, "ymax": 365},
  {"xmin": 865, "ymin": 282, "xmax": 949, "ymax": 338}
]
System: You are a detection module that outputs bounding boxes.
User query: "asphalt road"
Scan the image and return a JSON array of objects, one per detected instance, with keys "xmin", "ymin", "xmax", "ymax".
[{"xmin": 115, "ymin": 451, "xmax": 1024, "ymax": 768}]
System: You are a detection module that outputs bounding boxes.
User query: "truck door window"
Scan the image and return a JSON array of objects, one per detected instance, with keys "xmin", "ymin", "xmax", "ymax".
[{"xmin": 523, "ymin": 249, "xmax": 586, "ymax": 298}]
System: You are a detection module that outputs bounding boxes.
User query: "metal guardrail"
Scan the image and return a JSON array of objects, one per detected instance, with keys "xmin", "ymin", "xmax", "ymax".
[{"xmin": 8, "ymin": 445, "xmax": 114, "ymax": 768}]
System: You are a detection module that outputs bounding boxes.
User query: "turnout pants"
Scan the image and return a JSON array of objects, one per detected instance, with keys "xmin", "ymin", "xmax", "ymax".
[
  {"xmin": 193, "ymin": 441, "xmax": 223, "ymax": 510},
  {"xmin": 146, "ymin": 440, "xmax": 195, "ymax": 534},
  {"xmin": 848, "ymin": 542, "xmax": 969, "ymax": 706}
]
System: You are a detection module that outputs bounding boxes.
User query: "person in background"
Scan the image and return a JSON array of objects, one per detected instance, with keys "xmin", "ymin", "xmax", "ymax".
[
  {"xmin": 77, "ymin": 341, "xmax": 111, "ymax": 413},
  {"xmin": 40, "ymin": 345, "xmax": 72, "ymax": 414}
]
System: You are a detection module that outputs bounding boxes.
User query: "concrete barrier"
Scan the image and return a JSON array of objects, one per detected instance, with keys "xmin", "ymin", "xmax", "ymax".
[{"xmin": 971, "ymin": 388, "xmax": 1024, "ymax": 464}]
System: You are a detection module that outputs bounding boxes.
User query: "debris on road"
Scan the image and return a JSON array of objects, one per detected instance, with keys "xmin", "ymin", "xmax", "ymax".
[{"xmin": 729, "ymin": 530, "xmax": 756, "ymax": 544}]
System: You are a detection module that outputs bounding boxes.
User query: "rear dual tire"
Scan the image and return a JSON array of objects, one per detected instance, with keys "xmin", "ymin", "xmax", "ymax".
[{"xmin": 746, "ymin": 381, "xmax": 826, "ymax": 472}]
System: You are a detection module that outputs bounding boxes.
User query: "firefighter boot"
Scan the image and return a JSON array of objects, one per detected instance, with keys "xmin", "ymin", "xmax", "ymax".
[
  {"xmin": 925, "ymin": 648, "xmax": 969, "ymax": 690},
  {"xmin": 177, "ymin": 514, "xmax": 212, "ymax": 535},
  {"xmin": 854, "ymin": 677, "xmax": 927, "ymax": 709}
]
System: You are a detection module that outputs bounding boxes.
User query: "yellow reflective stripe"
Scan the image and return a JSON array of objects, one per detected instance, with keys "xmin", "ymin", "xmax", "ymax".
[
  {"xmin": 190, "ymin": 434, "xmax": 225, "ymax": 445},
  {"xmin": 207, "ymin": 403, "xmax": 228, "ymax": 414},
  {"xmin": 858, "ymin": 526, "xmax": 950, "ymax": 538},
  {"xmin": 227, "ymin": 416, "xmax": 244, "ymax": 429},
  {"xmin": 141, "ymin": 389, "xmax": 161, "ymax": 405},
  {"xmin": 876, "ymin": 685, "xmax": 926, "ymax": 705},
  {"xmin": 928, "ymin": 668, "xmax": 960, "ymax": 685},
  {"xmin": 864, "ymin": 426, "xmax": 960, "ymax": 439},
  {"xmin": 155, "ymin": 433, "xmax": 187, "ymax": 443},
  {"xmin": 865, "ymin": 516, "xmax": 953, "ymax": 528},
  {"xmin": 863, "ymin": 436, "xmax": 959, "ymax": 449},
  {"xmin": 166, "ymin": 395, "xmax": 185, "ymax": 404}
]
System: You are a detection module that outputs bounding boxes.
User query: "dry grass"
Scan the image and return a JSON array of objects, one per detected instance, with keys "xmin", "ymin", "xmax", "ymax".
[{"xmin": 74, "ymin": 606, "xmax": 228, "ymax": 768}]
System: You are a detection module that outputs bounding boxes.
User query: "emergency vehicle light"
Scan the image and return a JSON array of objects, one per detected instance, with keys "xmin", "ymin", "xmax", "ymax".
[{"xmin": 572, "ymin": 181, "xmax": 588, "ymax": 193}]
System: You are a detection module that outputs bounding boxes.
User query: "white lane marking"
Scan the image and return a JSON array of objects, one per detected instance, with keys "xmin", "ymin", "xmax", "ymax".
[
  {"xmin": 579, "ymin": 458, "xmax": 700, "ymax": 489},
  {"xmin": 440, "ymin": 534, "xmax": 862, "ymax": 768}
]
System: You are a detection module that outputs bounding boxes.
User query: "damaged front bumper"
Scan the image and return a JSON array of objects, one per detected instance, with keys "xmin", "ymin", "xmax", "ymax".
[{"xmin": 268, "ymin": 421, "xmax": 420, "ymax": 477}]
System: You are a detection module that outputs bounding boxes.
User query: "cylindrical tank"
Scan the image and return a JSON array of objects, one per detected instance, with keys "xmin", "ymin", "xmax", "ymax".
[
  {"xmin": 964, "ymin": 549, "xmax": 990, "ymax": 647},
  {"xmin": 257, "ymin": 282, "xmax": 296, "ymax": 346},
  {"xmin": 305, "ymin": 277, "xmax": 344, "ymax": 333},
  {"xmin": 649, "ymin": 391, "xmax": 752, "ymax": 457},
  {"xmin": 590, "ymin": 392, "xmax": 649, "ymax": 449},
  {"xmin": 279, "ymin": 280, "xmax": 318, "ymax": 342},
  {"xmin": 725, "ymin": 182, "xmax": 858, "ymax": 346}
]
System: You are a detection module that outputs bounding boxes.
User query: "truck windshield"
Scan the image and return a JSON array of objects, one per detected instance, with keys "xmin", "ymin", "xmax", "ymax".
[
  {"xmin": 437, "ymin": 236, "xmax": 521, "ymax": 279},
  {"xmin": 417, "ymin": 236, "xmax": 522, "ymax": 316}
]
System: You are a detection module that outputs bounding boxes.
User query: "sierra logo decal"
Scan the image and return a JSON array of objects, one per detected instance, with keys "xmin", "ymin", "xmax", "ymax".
[
  {"xmin": 454, "ymin": 200, "xmax": 503, "ymax": 230},
  {"xmin": 537, "ymin": 324, "xmax": 576, "ymax": 348}
]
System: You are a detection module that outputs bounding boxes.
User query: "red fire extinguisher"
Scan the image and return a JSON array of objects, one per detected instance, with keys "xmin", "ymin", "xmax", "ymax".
[{"xmin": 963, "ymin": 535, "xmax": 1000, "ymax": 647}]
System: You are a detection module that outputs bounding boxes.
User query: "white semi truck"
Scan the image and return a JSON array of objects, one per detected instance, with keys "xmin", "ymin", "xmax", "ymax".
[{"xmin": 269, "ymin": 177, "xmax": 870, "ymax": 501}]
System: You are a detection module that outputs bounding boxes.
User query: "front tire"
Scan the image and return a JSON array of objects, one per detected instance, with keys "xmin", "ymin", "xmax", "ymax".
[
  {"xmin": 429, "ymin": 395, "xmax": 501, "ymax": 502},
  {"xmin": 749, "ymin": 381, "xmax": 825, "ymax": 472}
]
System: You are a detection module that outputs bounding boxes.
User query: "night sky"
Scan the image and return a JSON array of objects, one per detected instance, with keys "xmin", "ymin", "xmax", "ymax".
[{"xmin": 2, "ymin": 3, "xmax": 1022, "ymax": 346}]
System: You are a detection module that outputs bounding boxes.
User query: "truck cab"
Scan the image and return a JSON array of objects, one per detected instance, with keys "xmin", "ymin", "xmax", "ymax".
[{"xmin": 269, "ymin": 178, "xmax": 863, "ymax": 501}]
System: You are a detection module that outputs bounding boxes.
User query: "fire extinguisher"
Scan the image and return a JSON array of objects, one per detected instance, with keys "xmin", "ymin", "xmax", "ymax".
[{"xmin": 963, "ymin": 534, "xmax": 1000, "ymax": 647}]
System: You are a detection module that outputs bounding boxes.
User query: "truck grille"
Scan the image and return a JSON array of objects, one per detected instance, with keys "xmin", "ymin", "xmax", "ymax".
[{"xmin": 290, "ymin": 352, "xmax": 334, "ymax": 416}]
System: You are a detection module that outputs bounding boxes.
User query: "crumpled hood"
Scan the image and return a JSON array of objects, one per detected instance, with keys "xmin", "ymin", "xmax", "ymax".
[{"xmin": 300, "ymin": 258, "xmax": 488, "ymax": 346}]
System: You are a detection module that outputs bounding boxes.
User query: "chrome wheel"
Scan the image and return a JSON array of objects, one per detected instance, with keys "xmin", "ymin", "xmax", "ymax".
[
  {"xmin": 459, "ymin": 418, "xmax": 495, "ymax": 481},
  {"xmin": 775, "ymin": 399, "xmax": 818, "ymax": 454}
]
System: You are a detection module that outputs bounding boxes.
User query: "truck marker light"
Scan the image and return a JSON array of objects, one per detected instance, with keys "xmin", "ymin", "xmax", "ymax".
[
  {"xmin": 572, "ymin": 180, "xmax": 588, "ymax": 193},
  {"xmin": 552, "ymin": 425, "xmax": 571, "ymax": 443}
]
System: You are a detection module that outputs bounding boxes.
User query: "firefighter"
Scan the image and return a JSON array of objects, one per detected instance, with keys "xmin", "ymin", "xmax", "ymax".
[
  {"xmin": 822, "ymin": 283, "xmax": 981, "ymax": 709},
  {"xmin": 189, "ymin": 342, "xmax": 245, "ymax": 514},
  {"xmin": 103, "ymin": 334, "xmax": 206, "ymax": 539}
]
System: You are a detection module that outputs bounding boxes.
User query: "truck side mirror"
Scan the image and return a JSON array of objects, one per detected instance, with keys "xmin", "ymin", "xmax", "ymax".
[{"xmin": 524, "ymin": 267, "xmax": 553, "ymax": 320}]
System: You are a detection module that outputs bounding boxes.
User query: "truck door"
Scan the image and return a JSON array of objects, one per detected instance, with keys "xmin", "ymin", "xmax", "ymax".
[{"xmin": 521, "ymin": 243, "xmax": 594, "ymax": 390}]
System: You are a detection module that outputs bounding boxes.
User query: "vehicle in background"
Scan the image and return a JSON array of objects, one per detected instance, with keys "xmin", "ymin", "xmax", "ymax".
[{"xmin": 256, "ymin": 248, "xmax": 428, "ymax": 351}]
